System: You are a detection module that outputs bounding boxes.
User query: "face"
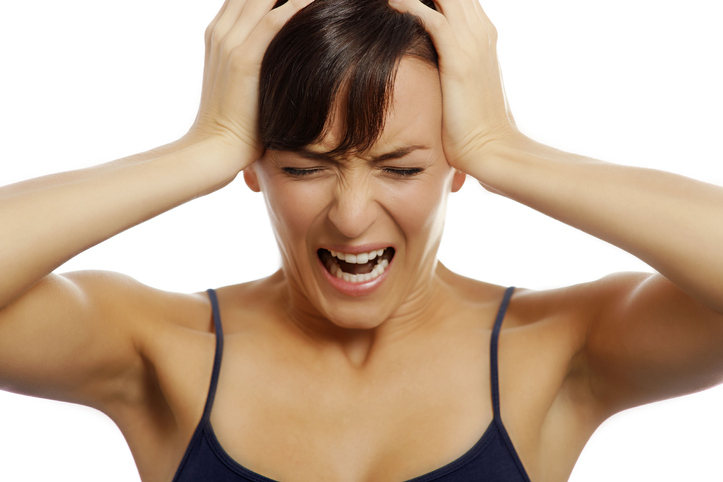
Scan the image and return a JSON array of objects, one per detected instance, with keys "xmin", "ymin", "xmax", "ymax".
[{"xmin": 245, "ymin": 57, "xmax": 465, "ymax": 330}]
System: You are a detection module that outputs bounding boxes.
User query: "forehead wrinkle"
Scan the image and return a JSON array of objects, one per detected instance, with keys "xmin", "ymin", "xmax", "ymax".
[
  {"xmin": 367, "ymin": 145, "xmax": 430, "ymax": 163},
  {"xmin": 294, "ymin": 144, "xmax": 430, "ymax": 164}
]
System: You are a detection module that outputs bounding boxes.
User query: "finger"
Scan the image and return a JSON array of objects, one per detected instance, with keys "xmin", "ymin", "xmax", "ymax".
[
  {"xmin": 205, "ymin": 0, "xmax": 232, "ymax": 58},
  {"xmin": 389, "ymin": 0, "xmax": 460, "ymax": 61},
  {"xmin": 429, "ymin": 0, "xmax": 472, "ymax": 32},
  {"xmin": 243, "ymin": 0, "xmax": 315, "ymax": 59},
  {"xmin": 202, "ymin": 0, "xmax": 233, "ymax": 100},
  {"xmin": 206, "ymin": 0, "xmax": 231, "ymax": 39},
  {"xmin": 223, "ymin": 0, "xmax": 277, "ymax": 52},
  {"xmin": 458, "ymin": 0, "xmax": 479, "ymax": 18},
  {"xmin": 212, "ymin": 0, "xmax": 250, "ymax": 44},
  {"xmin": 471, "ymin": 0, "xmax": 498, "ymax": 44}
]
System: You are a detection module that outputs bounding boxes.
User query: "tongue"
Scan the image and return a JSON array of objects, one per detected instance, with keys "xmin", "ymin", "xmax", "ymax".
[{"xmin": 338, "ymin": 259, "xmax": 376, "ymax": 275}]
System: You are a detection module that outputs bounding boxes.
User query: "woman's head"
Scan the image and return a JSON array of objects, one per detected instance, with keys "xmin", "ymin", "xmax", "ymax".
[{"xmin": 245, "ymin": 0, "xmax": 466, "ymax": 330}]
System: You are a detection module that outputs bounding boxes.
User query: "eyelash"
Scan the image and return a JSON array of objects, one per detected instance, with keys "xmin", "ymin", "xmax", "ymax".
[
  {"xmin": 282, "ymin": 168, "xmax": 321, "ymax": 177},
  {"xmin": 282, "ymin": 167, "xmax": 423, "ymax": 177},
  {"xmin": 386, "ymin": 167, "xmax": 423, "ymax": 177}
]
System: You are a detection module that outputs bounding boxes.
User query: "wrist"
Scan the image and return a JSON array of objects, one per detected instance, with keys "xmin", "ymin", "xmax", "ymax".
[
  {"xmin": 178, "ymin": 130, "xmax": 258, "ymax": 177},
  {"xmin": 462, "ymin": 131, "xmax": 531, "ymax": 183}
]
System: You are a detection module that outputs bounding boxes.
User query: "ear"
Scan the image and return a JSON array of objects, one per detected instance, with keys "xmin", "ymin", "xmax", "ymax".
[
  {"xmin": 451, "ymin": 169, "xmax": 466, "ymax": 193},
  {"xmin": 243, "ymin": 163, "xmax": 261, "ymax": 193}
]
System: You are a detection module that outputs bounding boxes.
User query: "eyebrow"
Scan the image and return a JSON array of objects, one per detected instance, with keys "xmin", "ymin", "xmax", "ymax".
[{"xmin": 296, "ymin": 145, "xmax": 430, "ymax": 163}]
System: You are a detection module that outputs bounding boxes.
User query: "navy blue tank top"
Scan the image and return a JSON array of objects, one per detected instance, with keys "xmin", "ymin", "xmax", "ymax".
[{"xmin": 172, "ymin": 286, "xmax": 531, "ymax": 482}]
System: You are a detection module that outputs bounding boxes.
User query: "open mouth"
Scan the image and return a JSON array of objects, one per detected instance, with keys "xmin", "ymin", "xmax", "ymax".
[{"xmin": 318, "ymin": 247, "xmax": 395, "ymax": 284}]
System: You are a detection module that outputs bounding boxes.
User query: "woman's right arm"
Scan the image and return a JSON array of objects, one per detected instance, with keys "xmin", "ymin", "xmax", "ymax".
[
  {"xmin": 0, "ymin": 136, "xmax": 238, "ymax": 311},
  {"xmin": 0, "ymin": 0, "xmax": 313, "ymax": 409},
  {"xmin": 0, "ymin": 135, "xmax": 237, "ymax": 409}
]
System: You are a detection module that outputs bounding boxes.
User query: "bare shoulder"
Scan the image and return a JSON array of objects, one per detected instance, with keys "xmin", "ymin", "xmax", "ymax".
[
  {"xmin": 436, "ymin": 262, "xmax": 617, "ymax": 332},
  {"xmin": 435, "ymin": 268, "xmax": 673, "ymax": 412},
  {"xmin": 434, "ymin": 267, "xmax": 651, "ymax": 475},
  {"xmin": 124, "ymin": 273, "xmax": 283, "ymax": 407},
  {"xmin": 0, "ymin": 269, "xmax": 212, "ymax": 420},
  {"xmin": 59, "ymin": 269, "xmax": 213, "ymax": 335},
  {"xmin": 209, "ymin": 271, "xmax": 289, "ymax": 333}
]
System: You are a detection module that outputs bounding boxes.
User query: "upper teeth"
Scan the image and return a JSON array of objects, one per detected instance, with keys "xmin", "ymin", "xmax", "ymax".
[{"xmin": 330, "ymin": 248, "xmax": 386, "ymax": 264}]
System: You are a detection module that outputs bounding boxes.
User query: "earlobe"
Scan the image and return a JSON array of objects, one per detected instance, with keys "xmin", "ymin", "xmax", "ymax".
[
  {"xmin": 243, "ymin": 164, "xmax": 261, "ymax": 193},
  {"xmin": 451, "ymin": 169, "xmax": 466, "ymax": 193}
]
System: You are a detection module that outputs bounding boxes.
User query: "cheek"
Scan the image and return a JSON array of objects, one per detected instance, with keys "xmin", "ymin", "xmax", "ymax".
[
  {"xmin": 264, "ymin": 180, "xmax": 330, "ymax": 242},
  {"xmin": 382, "ymin": 174, "xmax": 451, "ymax": 238}
]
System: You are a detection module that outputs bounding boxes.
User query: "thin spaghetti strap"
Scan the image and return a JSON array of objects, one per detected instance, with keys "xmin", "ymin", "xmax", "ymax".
[
  {"xmin": 490, "ymin": 286, "xmax": 515, "ymax": 421},
  {"xmin": 200, "ymin": 288, "xmax": 225, "ymax": 423}
]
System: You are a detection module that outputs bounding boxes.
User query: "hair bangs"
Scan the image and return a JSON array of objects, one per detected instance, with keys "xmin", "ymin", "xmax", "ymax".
[{"xmin": 259, "ymin": 0, "xmax": 437, "ymax": 158}]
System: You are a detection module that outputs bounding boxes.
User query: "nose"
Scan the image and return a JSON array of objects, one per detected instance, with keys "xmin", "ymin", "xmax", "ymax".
[{"xmin": 327, "ymin": 179, "xmax": 379, "ymax": 239}]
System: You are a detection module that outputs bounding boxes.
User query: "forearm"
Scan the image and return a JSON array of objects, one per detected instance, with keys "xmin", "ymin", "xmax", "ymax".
[
  {"xmin": 0, "ymin": 136, "xmax": 241, "ymax": 309},
  {"xmin": 471, "ymin": 135, "xmax": 723, "ymax": 312}
]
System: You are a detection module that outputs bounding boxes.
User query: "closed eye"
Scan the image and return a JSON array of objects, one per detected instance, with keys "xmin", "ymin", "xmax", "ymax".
[
  {"xmin": 382, "ymin": 167, "xmax": 424, "ymax": 177},
  {"xmin": 282, "ymin": 167, "xmax": 323, "ymax": 177},
  {"xmin": 283, "ymin": 167, "xmax": 423, "ymax": 177}
]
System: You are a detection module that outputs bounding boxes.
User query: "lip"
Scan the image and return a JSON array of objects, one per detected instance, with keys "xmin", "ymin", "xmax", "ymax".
[{"xmin": 316, "ymin": 249, "xmax": 394, "ymax": 297}]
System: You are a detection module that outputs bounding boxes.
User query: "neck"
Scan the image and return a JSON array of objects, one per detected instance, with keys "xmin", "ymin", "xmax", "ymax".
[{"xmin": 275, "ymin": 263, "xmax": 452, "ymax": 369}]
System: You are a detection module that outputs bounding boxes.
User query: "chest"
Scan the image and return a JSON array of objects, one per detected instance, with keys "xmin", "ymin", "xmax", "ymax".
[
  {"xmin": 209, "ymin": 333, "xmax": 497, "ymax": 481},
  {"xmin": 125, "ymin": 311, "xmax": 590, "ymax": 482}
]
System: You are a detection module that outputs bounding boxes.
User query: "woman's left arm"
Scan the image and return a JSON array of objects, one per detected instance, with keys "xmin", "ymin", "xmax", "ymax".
[
  {"xmin": 476, "ymin": 135, "xmax": 723, "ymax": 410},
  {"xmin": 390, "ymin": 0, "xmax": 723, "ymax": 411},
  {"xmin": 477, "ymin": 137, "xmax": 723, "ymax": 313}
]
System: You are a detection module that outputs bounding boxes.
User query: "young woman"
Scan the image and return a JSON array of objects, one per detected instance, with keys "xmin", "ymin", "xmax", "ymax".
[{"xmin": 1, "ymin": 0, "xmax": 722, "ymax": 481}]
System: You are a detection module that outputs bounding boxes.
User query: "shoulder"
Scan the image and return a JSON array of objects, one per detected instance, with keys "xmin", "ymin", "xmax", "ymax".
[
  {"xmin": 58, "ymin": 270, "xmax": 213, "ymax": 335},
  {"xmin": 435, "ymin": 268, "xmax": 654, "ymax": 450},
  {"xmin": 436, "ymin": 262, "xmax": 625, "ymax": 333},
  {"xmin": 486, "ymin": 270, "xmax": 723, "ymax": 419},
  {"xmin": 0, "ymin": 269, "xmax": 216, "ymax": 420},
  {"xmin": 57, "ymin": 270, "xmax": 220, "ymax": 415},
  {"xmin": 117, "ymin": 275, "xmax": 283, "ymax": 432},
  {"xmin": 206, "ymin": 271, "xmax": 289, "ymax": 334},
  {"xmin": 436, "ymin": 267, "xmax": 667, "ymax": 402},
  {"xmin": 454, "ymin": 270, "xmax": 653, "ymax": 327}
]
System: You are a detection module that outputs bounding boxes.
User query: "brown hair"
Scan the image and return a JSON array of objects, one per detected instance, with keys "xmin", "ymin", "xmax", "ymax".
[{"xmin": 260, "ymin": 0, "xmax": 438, "ymax": 157}]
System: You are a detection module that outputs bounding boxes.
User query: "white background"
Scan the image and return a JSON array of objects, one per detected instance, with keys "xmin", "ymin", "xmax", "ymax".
[{"xmin": 1, "ymin": 0, "xmax": 722, "ymax": 480}]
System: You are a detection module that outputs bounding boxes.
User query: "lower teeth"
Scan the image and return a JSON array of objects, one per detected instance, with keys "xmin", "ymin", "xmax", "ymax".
[{"xmin": 326, "ymin": 258, "xmax": 390, "ymax": 284}]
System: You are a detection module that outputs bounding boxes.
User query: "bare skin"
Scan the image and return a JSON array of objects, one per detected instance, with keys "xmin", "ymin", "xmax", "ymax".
[
  {"xmin": 2, "ymin": 1, "xmax": 723, "ymax": 482},
  {"xmin": 117, "ymin": 269, "xmax": 600, "ymax": 482}
]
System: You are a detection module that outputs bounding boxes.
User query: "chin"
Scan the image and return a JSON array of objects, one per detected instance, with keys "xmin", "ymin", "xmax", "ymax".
[{"xmin": 320, "ymin": 304, "xmax": 390, "ymax": 331}]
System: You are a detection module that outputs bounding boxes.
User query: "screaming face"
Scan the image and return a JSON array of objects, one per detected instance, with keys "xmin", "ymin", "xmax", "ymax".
[{"xmin": 245, "ymin": 58, "xmax": 465, "ymax": 331}]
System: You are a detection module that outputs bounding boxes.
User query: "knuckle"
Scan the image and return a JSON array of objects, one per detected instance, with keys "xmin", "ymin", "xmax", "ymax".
[
  {"xmin": 218, "ymin": 39, "xmax": 233, "ymax": 57},
  {"xmin": 263, "ymin": 10, "xmax": 287, "ymax": 30},
  {"xmin": 210, "ymin": 29, "xmax": 226, "ymax": 49},
  {"xmin": 426, "ymin": 11, "xmax": 446, "ymax": 31},
  {"xmin": 204, "ymin": 23, "xmax": 215, "ymax": 44},
  {"xmin": 219, "ymin": 37, "xmax": 237, "ymax": 57}
]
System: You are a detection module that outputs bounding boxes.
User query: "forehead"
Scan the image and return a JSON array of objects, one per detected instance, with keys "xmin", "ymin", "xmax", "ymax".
[{"xmin": 310, "ymin": 57, "xmax": 442, "ymax": 156}]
